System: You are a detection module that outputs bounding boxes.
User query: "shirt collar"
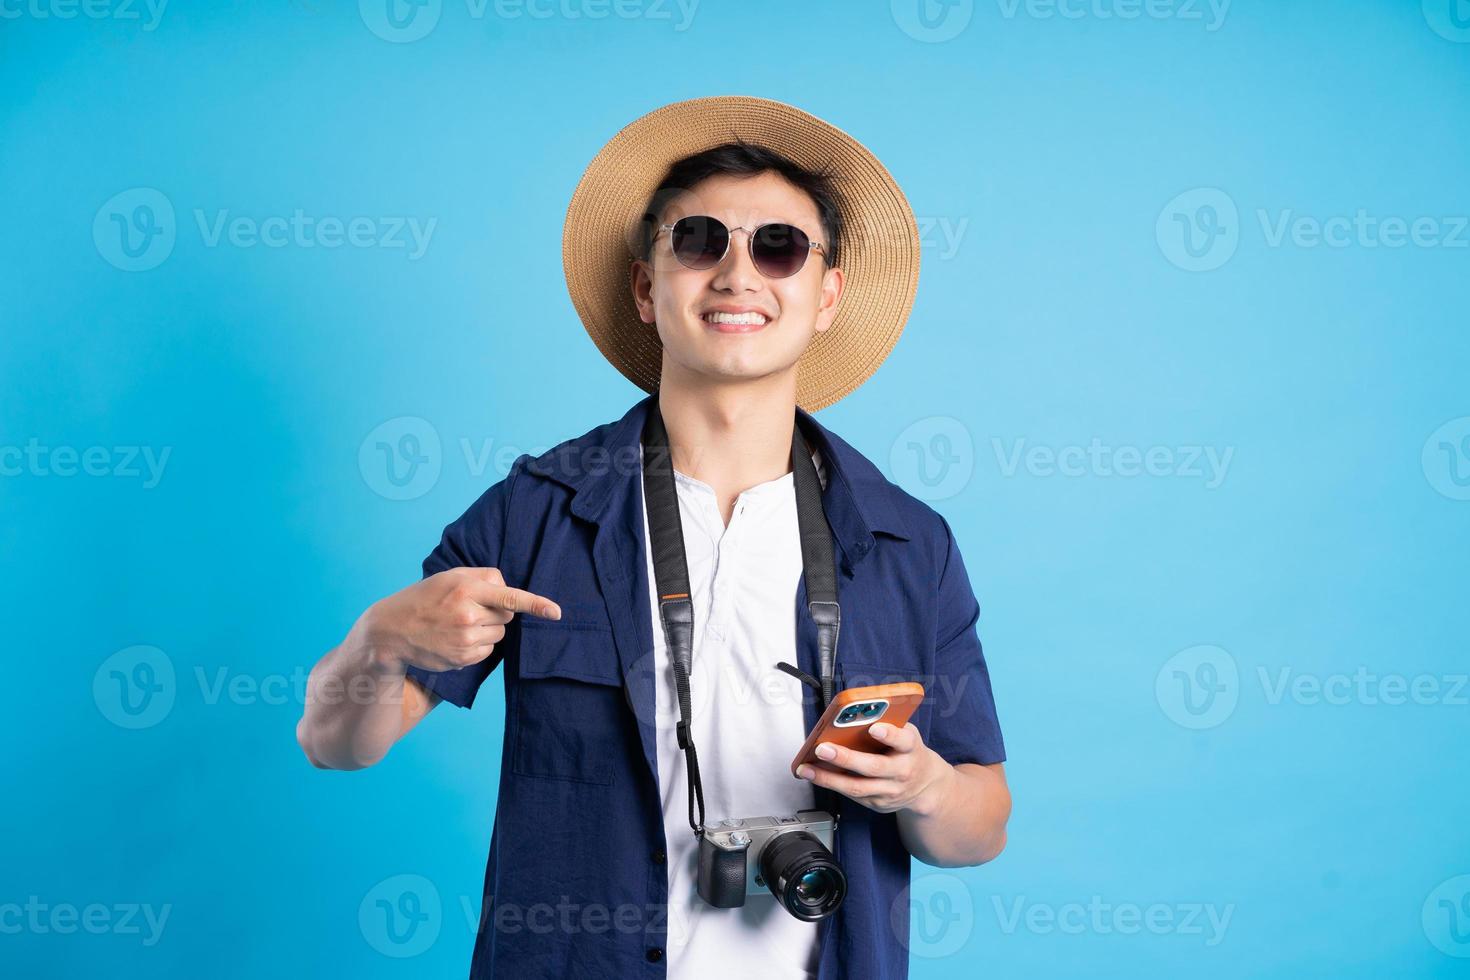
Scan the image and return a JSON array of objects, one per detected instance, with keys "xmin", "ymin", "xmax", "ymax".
[
  {"xmin": 666, "ymin": 444, "xmax": 823, "ymax": 498},
  {"xmin": 524, "ymin": 393, "xmax": 913, "ymax": 567}
]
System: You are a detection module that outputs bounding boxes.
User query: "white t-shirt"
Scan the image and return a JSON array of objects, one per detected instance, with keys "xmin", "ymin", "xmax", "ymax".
[{"xmin": 637, "ymin": 444, "xmax": 830, "ymax": 980}]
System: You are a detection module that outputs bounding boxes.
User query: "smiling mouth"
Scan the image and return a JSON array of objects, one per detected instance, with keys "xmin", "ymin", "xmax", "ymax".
[{"xmin": 701, "ymin": 311, "xmax": 770, "ymax": 332}]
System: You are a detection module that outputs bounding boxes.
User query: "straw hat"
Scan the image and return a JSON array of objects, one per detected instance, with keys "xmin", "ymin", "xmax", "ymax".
[{"xmin": 561, "ymin": 96, "xmax": 920, "ymax": 413}]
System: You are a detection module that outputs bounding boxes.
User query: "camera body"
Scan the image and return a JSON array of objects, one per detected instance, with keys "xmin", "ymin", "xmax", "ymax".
[{"xmin": 697, "ymin": 810, "xmax": 846, "ymax": 921}]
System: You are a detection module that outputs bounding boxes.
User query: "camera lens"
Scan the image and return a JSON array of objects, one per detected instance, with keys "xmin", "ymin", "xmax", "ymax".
[
  {"xmin": 796, "ymin": 868, "xmax": 835, "ymax": 903},
  {"xmin": 758, "ymin": 830, "xmax": 846, "ymax": 921}
]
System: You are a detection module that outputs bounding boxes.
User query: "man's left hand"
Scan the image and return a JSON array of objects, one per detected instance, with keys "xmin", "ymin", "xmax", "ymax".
[{"xmin": 795, "ymin": 722, "xmax": 954, "ymax": 817}]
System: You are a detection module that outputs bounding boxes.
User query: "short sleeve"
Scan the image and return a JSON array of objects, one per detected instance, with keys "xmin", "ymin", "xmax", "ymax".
[
  {"xmin": 404, "ymin": 454, "xmax": 527, "ymax": 709},
  {"xmin": 926, "ymin": 514, "xmax": 1006, "ymax": 767}
]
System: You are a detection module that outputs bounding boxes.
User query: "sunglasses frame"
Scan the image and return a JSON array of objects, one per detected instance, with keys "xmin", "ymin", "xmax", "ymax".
[{"xmin": 651, "ymin": 215, "xmax": 827, "ymax": 279}]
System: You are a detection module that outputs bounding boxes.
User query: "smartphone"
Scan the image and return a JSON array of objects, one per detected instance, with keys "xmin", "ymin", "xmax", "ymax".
[{"xmin": 790, "ymin": 682, "xmax": 926, "ymax": 778}]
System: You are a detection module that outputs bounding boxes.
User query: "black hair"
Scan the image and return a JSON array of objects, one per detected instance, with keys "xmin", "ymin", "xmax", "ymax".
[{"xmin": 637, "ymin": 140, "xmax": 843, "ymax": 268}]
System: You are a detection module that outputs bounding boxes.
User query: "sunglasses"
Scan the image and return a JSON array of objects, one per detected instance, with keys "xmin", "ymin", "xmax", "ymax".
[{"xmin": 651, "ymin": 215, "xmax": 827, "ymax": 279}]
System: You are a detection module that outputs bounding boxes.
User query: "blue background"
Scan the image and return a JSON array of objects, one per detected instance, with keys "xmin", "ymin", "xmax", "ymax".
[{"xmin": 3, "ymin": 1, "xmax": 1468, "ymax": 976}]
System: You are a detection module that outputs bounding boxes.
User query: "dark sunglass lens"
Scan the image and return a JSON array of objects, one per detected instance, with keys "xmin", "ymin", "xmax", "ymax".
[
  {"xmin": 752, "ymin": 223, "xmax": 810, "ymax": 278},
  {"xmin": 670, "ymin": 216, "xmax": 727, "ymax": 270}
]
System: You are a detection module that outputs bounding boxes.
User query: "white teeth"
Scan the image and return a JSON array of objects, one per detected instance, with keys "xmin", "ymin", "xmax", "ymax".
[{"xmin": 704, "ymin": 312, "xmax": 768, "ymax": 326}]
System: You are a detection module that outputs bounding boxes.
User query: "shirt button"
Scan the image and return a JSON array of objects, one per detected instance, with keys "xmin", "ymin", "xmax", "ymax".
[
  {"xmin": 651, "ymin": 849, "xmax": 666, "ymax": 865},
  {"xmin": 646, "ymin": 947, "xmax": 664, "ymax": 962}
]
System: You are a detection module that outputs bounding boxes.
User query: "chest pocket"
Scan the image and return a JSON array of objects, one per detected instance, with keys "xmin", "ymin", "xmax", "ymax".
[
  {"xmin": 512, "ymin": 616, "xmax": 626, "ymax": 787},
  {"xmin": 835, "ymin": 617, "xmax": 928, "ymax": 688}
]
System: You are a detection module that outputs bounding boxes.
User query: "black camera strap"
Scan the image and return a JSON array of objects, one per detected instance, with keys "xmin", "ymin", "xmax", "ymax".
[{"xmin": 641, "ymin": 397, "xmax": 842, "ymax": 837}]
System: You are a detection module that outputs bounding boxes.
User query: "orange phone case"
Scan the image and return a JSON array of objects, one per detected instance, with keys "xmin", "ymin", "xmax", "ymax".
[{"xmin": 791, "ymin": 682, "xmax": 926, "ymax": 777}]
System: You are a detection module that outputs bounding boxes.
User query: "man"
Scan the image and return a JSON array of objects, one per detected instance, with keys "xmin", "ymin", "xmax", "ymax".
[{"xmin": 297, "ymin": 96, "xmax": 1009, "ymax": 979}]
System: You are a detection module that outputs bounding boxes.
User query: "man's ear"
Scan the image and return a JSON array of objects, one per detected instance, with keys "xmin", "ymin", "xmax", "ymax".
[
  {"xmin": 630, "ymin": 259, "xmax": 656, "ymax": 324},
  {"xmin": 813, "ymin": 265, "xmax": 845, "ymax": 334}
]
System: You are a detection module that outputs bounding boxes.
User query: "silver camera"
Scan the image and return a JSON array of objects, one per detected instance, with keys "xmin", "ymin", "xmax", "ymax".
[{"xmin": 696, "ymin": 810, "xmax": 846, "ymax": 921}]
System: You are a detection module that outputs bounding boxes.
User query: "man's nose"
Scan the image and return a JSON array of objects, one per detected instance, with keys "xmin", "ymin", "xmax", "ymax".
[{"xmin": 709, "ymin": 228, "xmax": 762, "ymax": 292}]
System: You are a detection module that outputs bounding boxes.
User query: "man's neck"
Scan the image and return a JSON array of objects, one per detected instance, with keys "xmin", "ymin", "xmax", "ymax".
[{"xmin": 655, "ymin": 368, "xmax": 799, "ymax": 524}]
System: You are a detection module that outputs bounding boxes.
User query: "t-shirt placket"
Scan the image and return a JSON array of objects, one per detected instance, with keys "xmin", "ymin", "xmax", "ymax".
[{"xmin": 703, "ymin": 493, "xmax": 748, "ymax": 644}]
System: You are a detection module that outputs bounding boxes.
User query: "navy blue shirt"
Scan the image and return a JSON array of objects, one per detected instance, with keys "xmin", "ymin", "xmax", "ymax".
[{"xmin": 406, "ymin": 393, "xmax": 1006, "ymax": 979}]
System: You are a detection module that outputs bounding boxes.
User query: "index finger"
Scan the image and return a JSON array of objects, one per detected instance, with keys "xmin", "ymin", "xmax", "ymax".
[
  {"xmin": 867, "ymin": 722, "xmax": 920, "ymax": 752},
  {"xmin": 482, "ymin": 586, "xmax": 562, "ymax": 621},
  {"xmin": 815, "ymin": 742, "xmax": 900, "ymax": 779}
]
